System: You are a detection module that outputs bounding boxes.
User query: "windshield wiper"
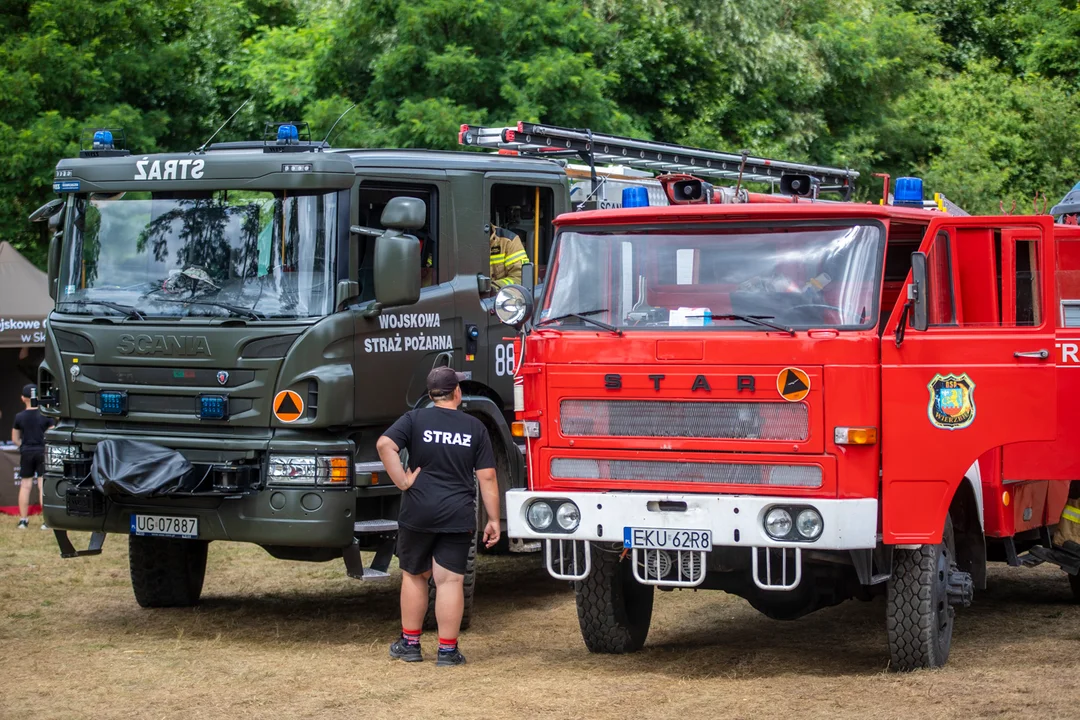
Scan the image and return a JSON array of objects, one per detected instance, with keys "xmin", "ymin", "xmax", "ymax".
[
  {"xmin": 537, "ymin": 309, "xmax": 622, "ymax": 336},
  {"xmin": 59, "ymin": 299, "xmax": 145, "ymax": 321},
  {"xmin": 150, "ymin": 297, "xmax": 264, "ymax": 321},
  {"xmin": 713, "ymin": 314, "xmax": 795, "ymax": 336}
]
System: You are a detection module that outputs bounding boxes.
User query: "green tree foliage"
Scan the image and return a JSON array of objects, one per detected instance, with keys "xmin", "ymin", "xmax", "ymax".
[{"xmin": 5, "ymin": 0, "xmax": 1080, "ymax": 265}]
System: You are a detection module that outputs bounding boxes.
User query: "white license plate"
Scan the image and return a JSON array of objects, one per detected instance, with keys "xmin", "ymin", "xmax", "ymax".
[
  {"xmin": 130, "ymin": 514, "xmax": 199, "ymax": 539},
  {"xmin": 624, "ymin": 527, "xmax": 712, "ymax": 551}
]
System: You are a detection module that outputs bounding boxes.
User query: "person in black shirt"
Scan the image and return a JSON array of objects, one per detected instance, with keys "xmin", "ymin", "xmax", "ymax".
[
  {"xmin": 13, "ymin": 384, "xmax": 53, "ymax": 530},
  {"xmin": 377, "ymin": 366, "xmax": 499, "ymax": 666}
]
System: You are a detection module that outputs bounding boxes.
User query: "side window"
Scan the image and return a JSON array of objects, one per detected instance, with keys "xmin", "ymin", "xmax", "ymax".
[
  {"xmin": 927, "ymin": 230, "xmax": 955, "ymax": 326},
  {"xmin": 489, "ymin": 184, "xmax": 555, "ymax": 284},
  {"xmin": 356, "ymin": 182, "xmax": 438, "ymax": 300},
  {"xmin": 993, "ymin": 231, "xmax": 1042, "ymax": 327},
  {"xmin": 1057, "ymin": 237, "xmax": 1080, "ymax": 327}
]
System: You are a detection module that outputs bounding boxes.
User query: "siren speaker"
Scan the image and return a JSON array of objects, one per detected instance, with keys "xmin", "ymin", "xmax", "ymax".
[{"xmin": 780, "ymin": 173, "xmax": 818, "ymax": 197}]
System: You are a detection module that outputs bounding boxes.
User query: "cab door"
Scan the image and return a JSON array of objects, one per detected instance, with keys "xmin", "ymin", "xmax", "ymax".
[{"xmin": 881, "ymin": 215, "xmax": 1058, "ymax": 544}]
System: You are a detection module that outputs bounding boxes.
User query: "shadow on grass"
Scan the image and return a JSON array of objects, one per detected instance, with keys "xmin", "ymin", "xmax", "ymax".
[
  {"xmin": 510, "ymin": 565, "xmax": 1080, "ymax": 680},
  {"xmin": 91, "ymin": 552, "xmax": 571, "ymax": 644}
]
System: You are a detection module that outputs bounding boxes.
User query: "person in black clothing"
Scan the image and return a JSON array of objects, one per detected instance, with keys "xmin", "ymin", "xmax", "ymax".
[
  {"xmin": 377, "ymin": 366, "xmax": 500, "ymax": 666},
  {"xmin": 13, "ymin": 384, "xmax": 53, "ymax": 529}
]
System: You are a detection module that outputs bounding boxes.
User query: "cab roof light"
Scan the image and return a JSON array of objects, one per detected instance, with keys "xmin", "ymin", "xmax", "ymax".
[
  {"xmin": 834, "ymin": 426, "xmax": 877, "ymax": 445},
  {"xmin": 79, "ymin": 127, "xmax": 130, "ymax": 158},
  {"xmin": 893, "ymin": 177, "xmax": 924, "ymax": 208}
]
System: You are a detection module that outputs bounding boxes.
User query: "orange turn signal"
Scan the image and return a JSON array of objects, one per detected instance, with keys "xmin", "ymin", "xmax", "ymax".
[
  {"xmin": 512, "ymin": 420, "xmax": 540, "ymax": 438},
  {"xmin": 322, "ymin": 456, "xmax": 351, "ymax": 484},
  {"xmin": 834, "ymin": 426, "xmax": 877, "ymax": 445}
]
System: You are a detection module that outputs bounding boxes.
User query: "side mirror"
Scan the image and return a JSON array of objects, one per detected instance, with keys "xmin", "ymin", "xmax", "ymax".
[
  {"xmin": 47, "ymin": 232, "xmax": 62, "ymax": 300},
  {"xmin": 372, "ymin": 230, "xmax": 421, "ymax": 311},
  {"xmin": 335, "ymin": 279, "xmax": 359, "ymax": 308},
  {"xmin": 521, "ymin": 262, "xmax": 535, "ymax": 294},
  {"xmin": 29, "ymin": 198, "xmax": 65, "ymax": 224},
  {"xmin": 910, "ymin": 251, "xmax": 928, "ymax": 332},
  {"xmin": 476, "ymin": 274, "xmax": 492, "ymax": 295},
  {"xmin": 380, "ymin": 197, "xmax": 426, "ymax": 231}
]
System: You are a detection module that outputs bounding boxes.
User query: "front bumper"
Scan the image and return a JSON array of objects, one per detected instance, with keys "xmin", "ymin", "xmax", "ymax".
[
  {"xmin": 43, "ymin": 475, "xmax": 357, "ymax": 547},
  {"xmin": 506, "ymin": 490, "xmax": 878, "ymax": 550}
]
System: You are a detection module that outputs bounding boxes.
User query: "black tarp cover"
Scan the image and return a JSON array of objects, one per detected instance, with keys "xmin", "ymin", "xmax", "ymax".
[{"xmin": 92, "ymin": 439, "xmax": 194, "ymax": 497}]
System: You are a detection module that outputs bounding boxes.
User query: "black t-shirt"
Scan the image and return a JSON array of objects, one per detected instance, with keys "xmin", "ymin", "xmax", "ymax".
[
  {"xmin": 14, "ymin": 408, "xmax": 52, "ymax": 455},
  {"xmin": 382, "ymin": 407, "xmax": 496, "ymax": 533}
]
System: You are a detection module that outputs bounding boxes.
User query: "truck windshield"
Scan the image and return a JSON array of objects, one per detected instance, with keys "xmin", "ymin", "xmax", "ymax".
[
  {"xmin": 539, "ymin": 222, "xmax": 883, "ymax": 331},
  {"xmin": 58, "ymin": 189, "xmax": 340, "ymax": 319}
]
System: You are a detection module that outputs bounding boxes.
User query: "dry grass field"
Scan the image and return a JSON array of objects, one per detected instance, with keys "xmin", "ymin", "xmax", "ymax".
[{"xmin": 2, "ymin": 526, "xmax": 1079, "ymax": 720}]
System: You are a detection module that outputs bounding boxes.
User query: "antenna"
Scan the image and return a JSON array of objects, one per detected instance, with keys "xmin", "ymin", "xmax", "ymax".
[
  {"xmin": 196, "ymin": 98, "xmax": 252, "ymax": 153},
  {"xmin": 322, "ymin": 103, "xmax": 357, "ymax": 145}
]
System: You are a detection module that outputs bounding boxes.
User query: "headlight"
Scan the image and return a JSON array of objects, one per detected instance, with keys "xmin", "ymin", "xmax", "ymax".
[
  {"xmin": 46, "ymin": 444, "xmax": 82, "ymax": 472},
  {"xmin": 267, "ymin": 455, "xmax": 352, "ymax": 486},
  {"xmin": 526, "ymin": 501, "xmax": 553, "ymax": 530},
  {"xmin": 494, "ymin": 284, "xmax": 534, "ymax": 327},
  {"xmin": 764, "ymin": 507, "xmax": 793, "ymax": 539},
  {"xmin": 556, "ymin": 502, "xmax": 580, "ymax": 531},
  {"xmin": 795, "ymin": 509, "xmax": 823, "ymax": 540}
]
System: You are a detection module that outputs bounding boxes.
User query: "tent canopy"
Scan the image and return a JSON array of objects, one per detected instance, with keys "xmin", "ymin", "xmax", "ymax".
[{"xmin": 0, "ymin": 242, "xmax": 52, "ymax": 347}]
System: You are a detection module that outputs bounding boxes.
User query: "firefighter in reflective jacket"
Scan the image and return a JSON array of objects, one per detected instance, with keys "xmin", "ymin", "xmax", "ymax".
[{"xmin": 489, "ymin": 226, "xmax": 528, "ymax": 289}]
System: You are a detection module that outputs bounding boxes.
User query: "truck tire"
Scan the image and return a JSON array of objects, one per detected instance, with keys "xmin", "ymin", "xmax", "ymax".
[
  {"xmin": 886, "ymin": 515, "xmax": 957, "ymax": 671},
  {"xmin": 423, "ymin": 536, "xmax": 477, "ymax": 632},
  {"xmin": 129, "ymin": 536, "xmax": 208, "ymax": 608},
  {"xmin": 575, "ymin": 545, "xmax": 654, "ymax": 653}
]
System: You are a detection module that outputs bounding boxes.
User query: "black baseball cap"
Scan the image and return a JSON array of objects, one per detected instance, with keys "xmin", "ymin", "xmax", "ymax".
[
  {"xmin": 21, "ymin": 384, "xmax": 35, "ymax": 399},
  {"xmin": 427, "ymin": 367, "xmax": 467, "ymax": 396}
]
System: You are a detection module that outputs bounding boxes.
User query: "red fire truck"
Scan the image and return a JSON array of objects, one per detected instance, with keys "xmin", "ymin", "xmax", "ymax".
[{"xmin": 475, "ymin": 123, "xmax": 1080, "ymax": 670}]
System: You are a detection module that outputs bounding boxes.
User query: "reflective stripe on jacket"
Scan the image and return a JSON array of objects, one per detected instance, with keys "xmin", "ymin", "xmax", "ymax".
[{"xmin": 490, "ymin": 227, "xmax": 528, "ymax": 288}]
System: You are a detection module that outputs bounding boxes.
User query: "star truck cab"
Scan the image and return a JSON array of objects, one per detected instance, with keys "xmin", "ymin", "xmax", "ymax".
[{"xmin": 498, "ymin": 174, "xmax": 1080, "ymax": 670}]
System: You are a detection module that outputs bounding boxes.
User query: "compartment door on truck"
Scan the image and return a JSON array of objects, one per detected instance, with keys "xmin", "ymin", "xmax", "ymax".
[
  {"xmin": 352, "ymin": 177, "xmax": 461, "ymax": 425},
  {"xmin": 881, "ymin": 216, "xmax": 1058, "ymax": 544}
]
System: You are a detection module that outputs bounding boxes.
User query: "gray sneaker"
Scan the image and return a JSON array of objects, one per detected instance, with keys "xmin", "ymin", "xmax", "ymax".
[
  {"xmin": 436, "ymin": 648, "xmax": 467, "ymax": 667},
  {"xmin": 389, "ymin": 637, "xmax": 422, "ymax": 663}
]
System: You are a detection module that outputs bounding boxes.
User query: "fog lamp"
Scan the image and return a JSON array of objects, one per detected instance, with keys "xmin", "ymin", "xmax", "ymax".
[
  {"xmin": 796, "ymin": 509, "xmax": 823, "ymax": 540},
  {"xmin": 556, "ymin": 502, "xmax": 580, "ymax": 531},
  {"xmin": 527, "ymin": 501, "xmax": 553, "ymax": 531},
  {"xmin": 764, "ymin": 507, "xmax": 793, "ymax": 539},
  {"xmin": 98, "ymin": 391, "xmax": 127, "ymax": 416},
  {"xmin": 198, "ymin": 394, "xmax": 228, "ymax": 420}
]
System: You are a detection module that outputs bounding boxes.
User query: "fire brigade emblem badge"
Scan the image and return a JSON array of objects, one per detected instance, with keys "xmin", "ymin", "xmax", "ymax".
[
  {"xmin": 927, "ymin": 373, "xmax": 976, "ymax": 430},
  {"xmin": 216, "ymin": 370, "xmax": 229, "ymax": 386}
]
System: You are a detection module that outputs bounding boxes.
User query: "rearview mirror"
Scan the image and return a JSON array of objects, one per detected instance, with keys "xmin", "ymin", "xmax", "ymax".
[
  {"xmin": 910, "ymin": 251, "xmax": 928, "ymax": 332},
  {"xmin": 521, "ymin": 262, "xmax": 535, "ymax": 294},
  {"xmin": 47, "ymin": 232, "xmax": 62, "ymax": 300},
  {"xmin": 380, "ymin": 197, "xmax": 426, "ymax": 231},
  {"xmin": 372, "ymin": 230, "xmax": 421, "ymax": 311},
  {"xmin": 29, "ymin": 198, "xmax": 65, "ymax": 224}
]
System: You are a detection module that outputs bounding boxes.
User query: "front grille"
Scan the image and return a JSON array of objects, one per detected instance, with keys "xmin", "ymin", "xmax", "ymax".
[
  {"xmin": 559, "ymin": 399, "xmax": 808, "ymax": 441},
  {"xmin": 550, "ymin": 458, "xmax": 822, "ymax": 487}
]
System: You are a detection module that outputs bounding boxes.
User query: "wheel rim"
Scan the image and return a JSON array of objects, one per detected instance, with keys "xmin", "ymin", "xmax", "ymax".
[{"xmin": 933, "ymin": 541, "xmax": 955, "ymax": 655}]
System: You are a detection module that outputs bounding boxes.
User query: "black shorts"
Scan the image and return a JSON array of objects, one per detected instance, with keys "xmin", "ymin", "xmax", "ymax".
[
  {"xmin": 396, "ymin": 527, "xmax": 474, "ymax": 575},
  {"xmin": 19, "ymin": 452, "xmax": 45, "ymax": 479}
]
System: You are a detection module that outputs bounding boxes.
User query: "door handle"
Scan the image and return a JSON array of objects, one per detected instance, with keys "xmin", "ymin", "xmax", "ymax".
[{"xmin": 1014, "ymin": 349, "xmax": 1049, "ymax": 359}]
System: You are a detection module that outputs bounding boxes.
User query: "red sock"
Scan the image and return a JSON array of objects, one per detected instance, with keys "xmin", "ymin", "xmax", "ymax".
[
  {"xmin": 438, "ymin": 637, "xmax": 457, "ymax": 652},
  {"xmin": 402, "ymin": 628, "xmax": 421, "ymax": 645}
]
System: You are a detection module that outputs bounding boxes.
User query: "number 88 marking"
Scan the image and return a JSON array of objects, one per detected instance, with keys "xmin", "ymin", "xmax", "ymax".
[{"xmin": 494, "ymin": 343, "xmax": 515, "ymax": 377}]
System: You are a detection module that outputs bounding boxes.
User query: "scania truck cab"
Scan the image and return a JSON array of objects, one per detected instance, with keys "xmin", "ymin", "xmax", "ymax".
[
  {"xmin": 497, "ymin": 176, "xmax": 1080, "ymax": 670},
  {"xmin": 34, "ymin": 125, "xmax": 579, "ymax": 612}
]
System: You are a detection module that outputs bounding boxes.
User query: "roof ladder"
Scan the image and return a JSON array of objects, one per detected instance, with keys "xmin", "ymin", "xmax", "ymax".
[{"xmin": 459, "ymin": 122, "xmax": 859, "ymax": 200}]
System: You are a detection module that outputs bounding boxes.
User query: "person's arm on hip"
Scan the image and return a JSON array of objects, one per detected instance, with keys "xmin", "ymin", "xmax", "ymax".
[
  {"xmin": 376, "ymin": 436, "xmax": 420, "ymax": 491},
  {"xmin": 477, "ymin": 467, "xmax": 500, "ymax": 548},
  {"xmin": 11, "ymin": 428, "xmax": 21, "ymax": 448}
]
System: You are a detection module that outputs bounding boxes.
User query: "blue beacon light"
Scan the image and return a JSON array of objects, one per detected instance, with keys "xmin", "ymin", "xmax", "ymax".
[
  {"xmin": 92, "ymin": 130, "xmax": 114, "ymax": 150},
  {"xmin": 277, "ymin": 124, "xmax": 299, "ymax": 144},
  {"xmin": 622, "ymin": 186, "xmax": 650, "ymax": 208},
  {"xmin": 893, "ymin": 177, "xmax": 924, "ymax": 208}
]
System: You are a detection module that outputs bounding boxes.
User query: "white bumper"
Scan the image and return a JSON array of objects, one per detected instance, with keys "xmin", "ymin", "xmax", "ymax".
[{"xmin": 506, "ymin": 490, "xmax": 878, "ymax": 550}]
